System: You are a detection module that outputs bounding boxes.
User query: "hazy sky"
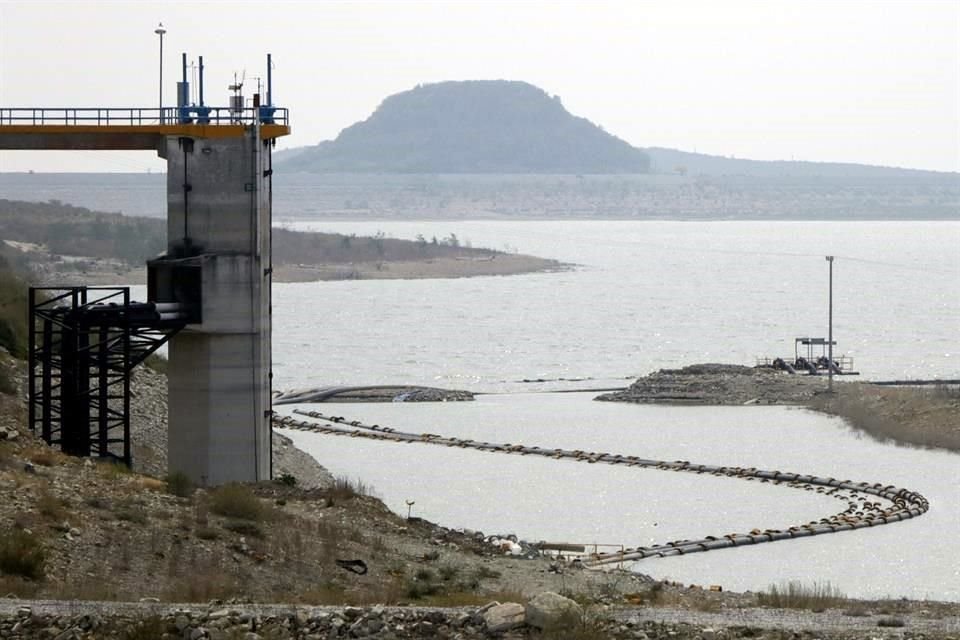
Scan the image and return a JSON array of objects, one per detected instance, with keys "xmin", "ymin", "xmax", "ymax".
[{"xmin": 1, "ymin": 0, "xmax": 958, "ymax": 173}]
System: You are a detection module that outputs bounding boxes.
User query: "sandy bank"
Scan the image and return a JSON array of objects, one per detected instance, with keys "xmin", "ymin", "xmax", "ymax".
[
  {"xmin": 37, "ymin": 253, "xmax": 565, "ymax": 286},
  {"xmin": 273, "ymin": 253, "xmax": 564, "ymax": 282}
]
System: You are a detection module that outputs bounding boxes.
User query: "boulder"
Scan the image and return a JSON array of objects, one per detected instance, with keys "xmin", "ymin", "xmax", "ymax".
[
  {"xmin": 482, "ymin": 602, "xmax": 525, "ymax": 632},
  {"xmin": 524, "ymin": 592, "xmax": 583, "ymax": 630}
]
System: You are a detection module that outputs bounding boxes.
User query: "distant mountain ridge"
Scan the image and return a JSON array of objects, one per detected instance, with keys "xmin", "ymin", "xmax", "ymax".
[
  {"xmin": 277, "ymin": 80, "xmax": 651, "ymax": 174},
  {"xmin": 277, "ymin": 80, "xmax": 956, "ymax": 178}
]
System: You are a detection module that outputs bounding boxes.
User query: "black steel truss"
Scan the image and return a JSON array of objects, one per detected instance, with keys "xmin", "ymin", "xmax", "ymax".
[{"xmin": 28, "ymin": 287, "xmax": 188, "ymax": 466}]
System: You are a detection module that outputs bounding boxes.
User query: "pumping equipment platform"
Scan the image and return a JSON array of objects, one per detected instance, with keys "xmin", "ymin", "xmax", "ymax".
[
  {"xmin": 757, "ymin": 337, "xmax": 858, "ymax": 376},
  {"xmin": 3, "ymin": 53, "xmax": 290, "ymax": 484}
]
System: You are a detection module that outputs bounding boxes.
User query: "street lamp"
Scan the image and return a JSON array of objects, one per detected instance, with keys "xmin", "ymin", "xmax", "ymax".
[
  {"xmin": 154, "ymin": 22, "xmax": 166, "ymax": 123},
  {"xmin": 826, "ymin": 255, "xmax": 834, "ymax": 393}
]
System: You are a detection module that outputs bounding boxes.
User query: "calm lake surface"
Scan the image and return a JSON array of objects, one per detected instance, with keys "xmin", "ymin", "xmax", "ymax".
[
  {"xmin": 279, "ymin": 395, "xmax": 960, "ymax": 602},
  {"xmin": 265, "ymin": 220, "xmax": 959, "ymax": 601}
]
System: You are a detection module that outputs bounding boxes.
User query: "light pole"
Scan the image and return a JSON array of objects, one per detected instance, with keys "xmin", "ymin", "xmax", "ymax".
[
  {"xmin": 154, "ymin": 23, "xmax": 166, "ymax": 123},
  {"xmin": 826, "ymin": 255, "xmax": 834, "ymax": 393}
]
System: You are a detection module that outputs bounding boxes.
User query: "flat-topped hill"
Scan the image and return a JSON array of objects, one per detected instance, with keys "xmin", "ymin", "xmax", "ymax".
[{"xmin": 277, "ymin": 80, "xmax": 651, "ymax": 174}]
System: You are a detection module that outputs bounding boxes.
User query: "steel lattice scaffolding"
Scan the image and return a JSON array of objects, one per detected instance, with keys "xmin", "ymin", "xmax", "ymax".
[{"xmin": 28, "ymin": 287, "xmax": 189, "ymax": 466}]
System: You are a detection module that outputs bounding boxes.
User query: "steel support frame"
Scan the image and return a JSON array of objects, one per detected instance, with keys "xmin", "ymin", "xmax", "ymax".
[{"xmin": 28, "ymin": 286, "xmax": 181, "ymax": 466}]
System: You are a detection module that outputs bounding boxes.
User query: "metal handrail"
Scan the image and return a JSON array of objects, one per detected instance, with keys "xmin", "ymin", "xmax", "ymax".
[{"xmin": 0, "ymin": 106, "xmax": 288, "ymax": 127}]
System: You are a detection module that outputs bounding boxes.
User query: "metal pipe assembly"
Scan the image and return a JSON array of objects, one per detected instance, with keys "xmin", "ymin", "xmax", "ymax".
[{"xmin": 273, "ymin": 410, "xmax": 929, "ymax": 569}]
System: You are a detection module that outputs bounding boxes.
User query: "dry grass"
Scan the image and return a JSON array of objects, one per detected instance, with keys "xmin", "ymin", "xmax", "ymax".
[
  {"xmin": 0, "ymin": 574, "xmax": 42, "ymax": 598},
  {"xmin": 163, "ymin": 568, "xmax": 244, "ymax": 603},
  {"xmin": 209, "ymin": 484, "xmax": 268, "ymax": 521},
  {"xmin": 327, "ymin": 475, "xmax": 375, "ymax": 505},
  {"xmin": 136, "ymin": 477, "xmax": 166, "ymax": 493},
  {"xmin": 0, "ymin": 529, "xmax": 46, "ymax": 579},
  {"xmin": 26, "ymin": 447, "xmax": 60, "ymax": 467},
  {"xmin": 757, "ymin": 581, "xmax": 846, "ymax": 611},
  {"xmin": 37, "ymin": 489, "xmax": 68, "ymax": 521}
]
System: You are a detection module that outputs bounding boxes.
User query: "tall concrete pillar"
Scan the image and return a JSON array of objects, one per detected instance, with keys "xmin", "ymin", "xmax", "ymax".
[{"xmin": 157, "ymin": 124, "xmax": 273, "ymax": 485}]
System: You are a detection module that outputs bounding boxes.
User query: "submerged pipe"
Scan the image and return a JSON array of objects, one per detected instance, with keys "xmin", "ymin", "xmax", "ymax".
[{"xmin": 274, "ymin": 410, "xmax": 930, "ymax": 568}]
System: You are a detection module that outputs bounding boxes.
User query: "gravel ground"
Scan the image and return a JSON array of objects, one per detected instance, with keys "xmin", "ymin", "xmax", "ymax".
[
  {"xmin": 1, "ymin": 599, "xmax": 958, "ymax": 639},
  {"xmin": 130, "ymin": 366, "xmax": 333, "ymax": 489}
]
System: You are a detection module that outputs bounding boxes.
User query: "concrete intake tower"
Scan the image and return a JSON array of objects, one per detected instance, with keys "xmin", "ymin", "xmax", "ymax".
[{"xmin": 1, "ymin": 53, "xmax": 290, "ymax": 485}]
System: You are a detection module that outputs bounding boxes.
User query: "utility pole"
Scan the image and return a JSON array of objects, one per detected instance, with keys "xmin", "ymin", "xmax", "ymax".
[
  {"xmin": 155, "ymin": 23, "xmax": 166, "ymax": 123},
  {"xmin": 826, "ymin": 255, "xmax": 834, "ymax": 393}
]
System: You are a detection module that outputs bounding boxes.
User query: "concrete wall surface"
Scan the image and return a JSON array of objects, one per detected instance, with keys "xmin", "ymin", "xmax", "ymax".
[{"xmin": 162, "ymin": 127, "xmax": 272, "ymax": 484}]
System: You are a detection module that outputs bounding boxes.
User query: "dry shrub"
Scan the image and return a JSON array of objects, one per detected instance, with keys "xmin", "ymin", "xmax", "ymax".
[
  {"xmin": 327, "ymin": 475, "xmax": 374, "ymax": 504},
  {"xmin": 223, "ymin": 519, "xmax": 264, "ymax": 539},
  {"xmin": 877, "ymin": 617, "xmax": 906, "ymax": 628},
  {"xmin": 210, "ymin": 483, "xmax": 266, "ymax": 521},
  {"xmin": 164, "ymin": 471, "xmax": 194, "ymax": 498},
  {"xmin": 27, "ymin": 447, "xmax": 59, "ymax": 467},
  {"xmin": 757, "ymin": 581, "xmax": 846, "ymax": 610},
  {"xmin": 194, "ymin": 525, "xmax": 219, "ymax": 541},
  {"xmin": 0, "ymin": 529, "xmax": 46, "ymax": 579},
  {"xmin": 113, "ymin": 498, "xmax": 149, "ymax": 525},
  {"xmin": 37, "ymin": 489, "xmax": 67, "ymax": 521},
  {"xmin": 98, "ymin": 460, "xmax": 133, "ymax": 480}
]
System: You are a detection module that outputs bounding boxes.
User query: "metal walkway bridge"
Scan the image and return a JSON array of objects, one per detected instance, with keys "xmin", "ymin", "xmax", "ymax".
[{"xmin": 0, "ymin": 106, "xmax": 290, "ymax": 150}]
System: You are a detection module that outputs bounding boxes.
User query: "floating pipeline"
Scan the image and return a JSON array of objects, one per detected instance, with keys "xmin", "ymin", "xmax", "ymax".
[{"xmin": 272, "ymin": 410, "xmax": 929, "ymax": 569}]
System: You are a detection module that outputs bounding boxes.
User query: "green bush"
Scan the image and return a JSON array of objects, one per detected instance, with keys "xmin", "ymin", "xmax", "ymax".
[
  {"xmin": 0, "ymin": 530, "xmax": 46, "ymax": 580},
  {"xmin": 210, "ymin": 484, "xmax": 264, "ymax": 521},
  {"xmin": 877, "ymin": 617, "xmax": 906, "ymax": 628},
  {"xmin": 276, "ymin": 473, "xmax": 298, "ymax": 487},
  {"xmin": 165, "ymin": 472, "xmax": 194, "ymax": 498}
]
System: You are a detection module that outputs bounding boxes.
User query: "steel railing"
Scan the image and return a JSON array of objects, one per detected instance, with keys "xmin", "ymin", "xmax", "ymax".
[{"xmin": 0, "ymin": 106, "xmax": 289, "ymax": 127}]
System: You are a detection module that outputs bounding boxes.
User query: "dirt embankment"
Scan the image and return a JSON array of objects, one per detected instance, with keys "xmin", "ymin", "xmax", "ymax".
[
  {"xmin": 3, "ymin": 356, "xmax": 960, "ymax": 637},
  {"xmin": 809, "ymin": 382, "xmax": 960, "ymax": 453}
]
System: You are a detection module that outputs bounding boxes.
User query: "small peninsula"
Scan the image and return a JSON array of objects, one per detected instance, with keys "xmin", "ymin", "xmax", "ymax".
[{"xmin": 0, "ymin": 198, "xmax": 562, "ymax": 285}]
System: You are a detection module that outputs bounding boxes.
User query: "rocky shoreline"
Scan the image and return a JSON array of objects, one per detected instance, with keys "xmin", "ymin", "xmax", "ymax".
[{"xmin": 597, "ymin": 363, "xmax": 830, "ymax": 405}]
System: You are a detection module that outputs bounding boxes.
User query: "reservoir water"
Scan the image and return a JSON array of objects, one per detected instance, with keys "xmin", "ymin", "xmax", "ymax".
[
  {"xmin": 279, "ymin": 395, "xmax": 960, "ymax": 602},
  {"xmin": 114, "ymin": 215, "xmax": 960, "ymax": 601}
]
